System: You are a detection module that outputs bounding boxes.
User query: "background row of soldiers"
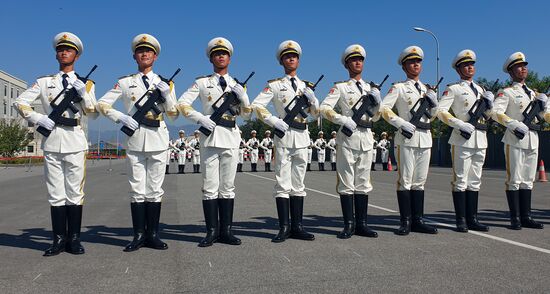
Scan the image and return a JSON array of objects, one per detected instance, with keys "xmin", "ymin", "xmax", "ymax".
[{"xmin": 14, "ymin": 32, "xmax": 549, "ymax": 258}]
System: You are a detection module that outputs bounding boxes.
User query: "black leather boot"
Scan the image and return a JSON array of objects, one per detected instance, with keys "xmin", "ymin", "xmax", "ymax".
[
  {"xmin": 145, "ymin": 202, "xmax": 168, "ymax": 250},
  {"xmin": 218, "ymin": 199, "xmax": 241, "ymax": 245},
  {"xmin": 354, "ymin": 194, "xmax": 378, "ymax": 238},
  {"xmin": 506, "ymin": 190, "xmax": 522, "ymax": 230},
  {"xmin": 319, "ymin": 163, "xmax": 325, "ymax": 171},
  {"xmin": 197, "ymin": 164, "xmax": 201, "ymax": 173},
  {"xmin": 307, "ymin": 163, "xmax": 311, "ymax": 171},
  {"xmin": 165, "ymin": 165, "xmax": 169, "ymax": 174},
  {"xmin": 237, "ymin": 163, "xmax": 242, "ymax": 172},
  {"xmin": 44, "ymin": 206, "xmax": 67, "ymax": 256},
  {"xmin": 179, "ymin": 165, "xmax": 184, "ymax": 174},
  {"xmin": 465, "ymin": 190, "xmax": 489, "ymax": 231},
  {"xmin": 272, "ymin": 197, "xmax": 291, "ymax": 243},
  {"xmin": 66, "ymin": 205, "xmax": 85, "ymax": 254},
  {"xmin": 452, "ymin": 191, "xmax": 468, "ymax": 233},
  {"xmin": 371, "ymin": 162, "xmax": 376, "ymax": 171},
  {"xmin": 331, "ymin": 162, "xmax": 336, "ymax": 171},
  {"xmin": 396, "ymin": 191, "xmax": 411, "ymax": 236},
  {"xmin": 410, "ymin": 190, "xmax": 438, "ymax": 234},
  {"xmin": 199, "ymin": 199, "xmax": 219, "ymax": 247},
  {"xmin": 124, "ymin": 202, "xmax": 147, "ymax": 252},
  {"xmin": 289, "ymin": 196, "xmax": 315, "ymax": 240},
  {"xmin": 383, "ymin": 163, "xmax": 388, "ymax": 171},
  {"xmin": 337, "ymin": 194, "xmax": 355, "ymax": 239},
  {"xmin": 252, "ymin": 163, "xmax": 257, "ymax": 172},
  {"xmin": 519, "ymin": 189, "xmax": 543, "ymax": 229}
]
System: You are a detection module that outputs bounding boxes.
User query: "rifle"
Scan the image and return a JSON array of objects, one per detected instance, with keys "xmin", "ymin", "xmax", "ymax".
[
  {"xmin": 37, "ymin": 65, "xmax": 98, "ymax": 137},
  {"xmin": 341, "ymin": 74, "xmax": 389, "ymax": 137},
  {"xmin": 513, "ymin": 84, "xmax": 550, "ymax": 139},
  {"xmin": 402, "ymin": 77, "xmax": 444, "ymax": 139},
  {"xmin": 460, "ymin": 79, "xmax": 499, "ymax": 139},
  {"xmin": 121, "ymin": 68, "xmax": 181, "ymax": 136},
  {"xmin": 199, "ymin": 71, "xmax": 255, "ymax": 136},
  {"xmin": 274, "ymin": 75, "xmax": 324, "ymax": 138}
]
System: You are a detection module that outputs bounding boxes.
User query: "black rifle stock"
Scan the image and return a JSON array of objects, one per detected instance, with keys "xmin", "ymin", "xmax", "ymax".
[
  {"xmin": 37, "ymin": 65, "xmax": 98, "ymax": 137},
  {"xmin": 513, "ymin": 84, "xmax": 550, "ymax": 139},
  {"xmin": 198, "ymin": 71, "xmax": 255, "ymax": 136},
  {"xmin": 402, "ymin": 77, "xmax": 444, "ymax": 139},
  {"xmin": 460, "ymin": 79, "xmax": 499, "ymax": 139},
  {"xmin": 274, "ymin": 75, "xmax": 324, "ymax": 138},
  {"xmin": 121, "ymin": 68, "xmax": 181, "ymax": 136},
  {"xmin": 341, "ymin": 74, "xmax": 389, "ymax": 137}
]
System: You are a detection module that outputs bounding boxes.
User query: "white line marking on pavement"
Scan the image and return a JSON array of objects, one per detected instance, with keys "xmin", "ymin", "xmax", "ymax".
[
  {"xmin": 32, "ymin": 273, "xmax": 41, "ymax": 281},
  {"xmin": 352, "ymin": 251, "xmax": 361, "ymax": 257},
  {"xmin": 243, "ymin": 172, "xmax": 550, "ymax": 255},
  {"xmin": 208, "ymin": 261, "xmax": 212, "ymax": 268},
  {"xmin": 125, "ymin": 267, "xmax": 129, "ymax": 274},
  {"xmin": 282, "ymin": 255, "xmax": 291, "ymax": 262}
]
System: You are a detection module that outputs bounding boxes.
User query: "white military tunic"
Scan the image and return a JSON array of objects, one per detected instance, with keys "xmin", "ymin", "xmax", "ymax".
[
  {"xmin": 14, "ymin": 71, "xmax": 98, "ymax": 206},
  {"xmin": 493, "ymin": 82, "xmax": 550, "ymax": 190},
  {"xmin": 438, "ymin": 80, "xmax": 490, "ymax": 192},
  {"xmin": 321, "ymin": 78, "xmax": 377, "ymax": 194},
  {"xmin": 260, "ymin": 137, "xmax": 274, "ymax": 163},
  {"xmin": 252, "ymin": 75, "xmax": 320, "ymax": 198},
  {"xmin": 98, "ymin": 71, "xmax": 178, "ymax": 202},
  {"xmin": 178, "ymin": 73, "xmax": 252, "ymax": 200},
  {"xmin": 380, "ymin": 79, "xmax": 436, "ymax": 191}
]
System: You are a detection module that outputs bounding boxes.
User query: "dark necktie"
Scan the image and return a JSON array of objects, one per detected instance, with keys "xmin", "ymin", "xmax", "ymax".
[
  {"xmin": 356, "ymin": 81, "xmax": 363, "ymax": 94},
  {"xmin": 522, "ymin": 84, "xmax": 532, "ymax": 98},
  {"xmin": 291, "ymin": 77, "xmax": 298, "ymax": 92},
  {"xmin": 62, "ymin": 74, "xmax": 69, "ymax": 89},
  {"xmin": 142, "ymin": 75, "xmax": 150, "ymax": 89},
  {"xmin": 470, "ymin": 82, "xmax": 479, "ymax": 97},
  {"xmin": 219, "ymin": 76, "xmax": 227, "ymax": 91},
  {"xmin": 414, "ymin": 82, "xmax": 422, "ymax": 95}
]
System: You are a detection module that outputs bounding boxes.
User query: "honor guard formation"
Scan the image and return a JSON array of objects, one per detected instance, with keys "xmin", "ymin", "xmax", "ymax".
[{"xmin": 13, "ymin": 32, "xmax": 550, "ymax": 256}]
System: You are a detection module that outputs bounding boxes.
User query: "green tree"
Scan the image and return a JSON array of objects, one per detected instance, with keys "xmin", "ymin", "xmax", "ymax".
[{"xmin": 0, "ymin": 119, "xmax": 31, "ymax": 158}]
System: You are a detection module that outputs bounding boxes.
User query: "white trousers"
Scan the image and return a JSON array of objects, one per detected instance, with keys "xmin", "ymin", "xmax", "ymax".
[
  {"xmin": 451, "ymin": 145, "xmax": 486, "ymax": 192},
  {"xmin": 44, "ymin": 151, "xmax": 87, "ymax": 206},
  {"xmin": 336, "ymin": 146, "xmax": 373, "ymax": 195},
  {"xmin": 264, "ymin": 149, "xmax": 272, "ymax": 163},
  {"xmin": 396, "ymin": 145, "xmax": 430, "ymax": 191},
  {"xmin": 177, "ymin": 150, "xmax": 186, "ymax": 165},
  {"xmin": 318, "ymin": 150, "xmax": 326, "ymax": 162},
  {"xmin": 372, "ymin": 149, "xmax": 377, "ymax": 163},
  {"xmin": 193, "ymin": 152, "xmax": 200, "ymax": 165},
  {"xmin": 307, "ymin": 148, "xmax": 313, "ymax": 164},
  {"xmin": 274, "ymin": 147, "xmax": 307, "ymax": 198},
  {"xmin": 380, "ymin": 149, "xmax": 389, "ymax": 163},
  {"xmin": 330, "ymin": 150, "xmax": 336, "ymax": 163},
  {"xmin": 127, "ymin": 150, "xmax": 166, "ymax": 203},
  {"xmin": 202, "ymin": 147, "xmax": 238, "ymax": 200},
  {"xmin": 238, "ymin": 149, "xmax": 245, "ymax": 164},
  {"xmin": 250, "ymin": 149, "xmax": 259, "ymax": 163},
  {"xmin": 504, "ymin": 144, "xmax": 538, "ymax": 191}
]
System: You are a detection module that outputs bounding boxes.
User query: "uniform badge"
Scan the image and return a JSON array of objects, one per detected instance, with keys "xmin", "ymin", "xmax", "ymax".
[
  {"xmin": 329, "ymin": 87, "xmax": 336, "ymax": 94},
  {"xmin": 443, "ymin": 91, "xmax": 449, "ymax": 96},
  {"xmin": 131, "ymin": 96, "xmax": 136, "ymax": 101},
  {"xmin": 263, "ymin": 87, "xmax": 270, "ymax": 93}
]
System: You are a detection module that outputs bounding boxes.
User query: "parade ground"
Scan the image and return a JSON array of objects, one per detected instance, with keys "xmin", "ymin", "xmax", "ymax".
[{"xmin": 1, "ymin": 160, "xmax": 549, "ymax": 293}]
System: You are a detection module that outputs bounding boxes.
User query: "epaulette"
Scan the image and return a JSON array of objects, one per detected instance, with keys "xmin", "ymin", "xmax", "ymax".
[
  {"xmin": 267, "ymin": 77, "xmax": 284, "ymax": 83},
  {"xmin": 334, "ymin": 80, "xmax": 347, "ymax": 85},
  {"xmin": 195, "ymin": 74, "xmax": 212, "ymax": 80},
  {"xmin": 118, "ymin": 74, "xmax": 134, "ymax": 80},
  {"xmin": 37, "ymin": 74, "xmax": 56, "ymax": 79},
  {"xmin": 446, "ymin": 82, "xmax": 460, "ymax": 87},
  {"xmin": 304, "ymin": 80, "xmax": 314, "ymax": 88},
  {"xmin": 392, "ymin": 81, "xmax": 405, "ymax": 86}
]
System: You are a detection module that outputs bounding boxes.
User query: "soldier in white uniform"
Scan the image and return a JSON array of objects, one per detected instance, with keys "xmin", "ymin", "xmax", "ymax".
[
  {"xmin": 378, "ymin": 132, "xmax": 390, "ymax": 170},
  {"xmin": 177, "ymin": 37, "xmax": 252, "ymax": 247},
  {"xmin": 14, "ymin": 32, "xmax": 97, "ymax": 256},
  {"xmin": 247, "ymin": 130, "xmax": 260, "ymax": 172},
  {"xmin": 260, "ymin": 130, "xmax": 274, "ymax": 172},
  {"xmin": 175, "ymin": 130, "xmax": 188, "ymax": 174},
  {"xmin": 314, "ymin": 131, "xmax": 327, "ymax": 171},
  {"xmin": 98, "ymin": 34, "xmax": 177, "ymax": 252},
  {"xmin": 237, "ymin": 130, "xmax": 247, "ymax": 172},
  {"xmin": 166, "ymin": 139, "xmax": 176, "ymax": 174},
  {"xmin": 437, "ymin": 50, "xmax": 494, "ymax": 232},
  {"xmin": 372, "ymin": 137, "xmax": 378, "ymax": 171},
  {"xmin": 307, "ymin": 137, "xmax": 314, "ymax": 171},
  {"xmin": 188, "ymin": 130, "xmax": 201, "ymax": 173},
  {"xmin": 327, "ymin": 131, "xmax": 337, "ymax": 171},
  {"xmin": 380, "ymin": 46, "xmax": 439, "ymax": 235},
  {"xmin": 492, "ymin": 52, "xmax": 550, "ymax": 230},
  {"xmin": 320, "ymin": 44, "xmax": 380, "ymax": 238},
  {"xmin": 252, "ymin": 40, "xmax": 320, "ymax": 242}
]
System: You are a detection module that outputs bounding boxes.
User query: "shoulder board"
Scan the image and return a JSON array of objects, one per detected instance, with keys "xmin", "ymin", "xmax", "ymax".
[
  {"xmin": 37, "ymin": 74, "xmax": 56, "ymax": 79},
  {"xmin": 391, "ymin": 81, "xmax": 405, "ymax": 86},
  {"xmin": 118, "ymin": 74, "xmax": 134, "ymax": 80},
  {"xmin": 195, "ymin": 74, "xmax": 212, "ymax": 80},
  {"xmin": 333, "ymin": 80, "xmax": 347, "ymax": 85},
  {"xmin": 304, "ymin": 80, "xmax": 314, "ymax": 87},
  {"xmin": 267, "ymin": 77, "xmax": 284, "ymax": 83},
  {"xmin": 446, "ymin": 82, "xmax": 460, "ymax": 87}
]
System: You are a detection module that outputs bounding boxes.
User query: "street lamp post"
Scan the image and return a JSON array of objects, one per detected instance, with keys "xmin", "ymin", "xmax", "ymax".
[{"xmin": 413, "ymin": 27, "xmax": 440, "ymax": 96}]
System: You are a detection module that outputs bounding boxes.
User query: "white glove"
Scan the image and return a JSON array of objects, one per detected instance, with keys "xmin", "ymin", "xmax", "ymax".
[
  {"xmin": 482, "ymin": 91, "xmax": 494, "ymax": 109},
  {"xmin": 37, "ymin": 114, "xmax": 55, "ymax": 130},
  {"xmin": 266, "ymin": 116, "xmax": 289, "ymax": 132},
  {"xmin": 507, "ymin": 120, "xmax": 528, "ymax": 135},
  {"xmin": 400, "ymin": 121, "xmax": 416, "ymax": 135},
  {"xmin": 197, "ymin": 114, "xmax": 216, "ymax": 131},
  {"xmin": 231, "ymin": 84, "xmax": 245, "ymax": 102},
  {"xmin": 452, "ymin": 118, "xmax": 475, "ymax": 135},
  {"xmin": 71, "ymin": 79, "xmax": 87, "ymax": 97},
  {"xmin": 119, "ymin": 114, "xmax": 139, "ymax": 130},
  {"xmin": 303, "ymin": 87, "xmax": 317, "ymax": 104},
  {"xmin": 342, "ymin": 116, "xmax": 357, "ymax": 131},
  {"xmin": 155, "ymin": 81, "xmax": 171, "ymax": 98},
  {"xmin": 426, "ymin": 89, "xmax": 438, "ymax": 107},
  {"xmin": 367, "ymin": 88, "xmax": 382, "ymax": 104},
  {"xmin": 536, "ymin": 93, "xmax": 548, "ymax": 108}
]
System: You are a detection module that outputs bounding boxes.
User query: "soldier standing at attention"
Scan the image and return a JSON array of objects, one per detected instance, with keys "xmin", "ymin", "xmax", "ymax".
[
  {"xmin": 98, "ymin": 34, "xmax": 178, "ymax": 251},
  {"xmin": 15, "ymin": 32, "xmax": 98, "ymax": 256},
  {"xmin": 260, "ymin": 130, "xmax": 274, "ymax": 172},
  {"xmin": 307, "ymin": 136, "xmax": 314, "ymax": 171},
  {"xmin": 188, "ymin": 130, "xmax": 201, "ymax": 173},
  {"xmin": 328, "ymin": 131, "xmax": 337, "ymax": 171},
  {"xmin": 247, "ymin": 130, "xmax": 260, "ymax": 172},
  {"xmin": 175, "ymin": 130, "xmax": 188, "ymax": 174},
  {"xmin": 314, "ymin": 131, "xmax": 327, "ymax": 171}
]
